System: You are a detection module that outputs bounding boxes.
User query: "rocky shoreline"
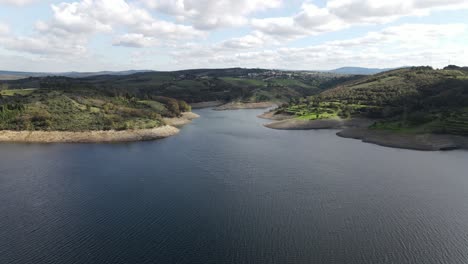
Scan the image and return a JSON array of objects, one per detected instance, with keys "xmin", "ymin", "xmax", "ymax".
[
  {"xmin": 337, "ymin": 128, "xmax": 468, "ymax": 151},
  {"xmin": 0, "ymin": 112, "xmax": 199, "ymax": 143},
  {"xmin": 163, "ymin": 112, "xmax": 200, "ymax": 127},
  {"xmin": 0, "ymin": 126, "xmax": 180, "ymax": 143}
]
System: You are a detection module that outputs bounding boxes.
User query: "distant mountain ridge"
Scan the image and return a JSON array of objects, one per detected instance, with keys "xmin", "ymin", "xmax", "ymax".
[
  {"xmin": 329, "ymin": 67, "xmax": 397, "ymax": 75},
  {"xmin": 0, "ymin": 67, "xmax": 402, "ymax": 80},
  {"xmin": 0, "ymin": 70, "xmax": 155, "ymax": 80},
  {"xmin": 1, "ymin": 66, "xmax": 404, "ymax": 81}
]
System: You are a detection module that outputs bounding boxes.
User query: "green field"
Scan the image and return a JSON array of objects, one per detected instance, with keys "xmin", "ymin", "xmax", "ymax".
[{"xmin": 0, "ymin": 88, "xmax": 37, "ymax": 96}]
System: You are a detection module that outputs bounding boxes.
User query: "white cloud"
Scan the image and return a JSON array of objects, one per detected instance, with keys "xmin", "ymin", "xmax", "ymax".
[
  {"xmin": 113, "ymin": 33, "xmax": 157, "ymax": 48},
  {"xmin": 2, "ymin": 0, "xmax": 468, "ymax": 71},
  {"xmin": 251, "ymin": 17, "xmax": 306, "ymax": 39},
  {"xmin": 327, "ymin": 0, "xmax": 468, "ymax": 24},
  {"xmin": 325, "ymin": 24, "xmax": 467, "ymax": 48},
  {"xmin": 0, "ymin": 0, "xmax": 36, "ymax": 6},
  {"xmin": 46, "ymin": 0, "xmax": 157, "ymax": 35},
  {"xmin": 253, "ymin": 0, "xmax": 468, "ymax": 39},
  {"xmin": 134, "ymin": 19, "xmax": 205, "ymax": 40},
  {"xmin": 1, "ymin": 16, "xmax": 88, "ymax": 57},
  {"xmin": 251, "ymin": 2, "xmax": 346, "ymax": 39},
  {"xmin": 220, "ymin": 32, "xmax": 276, "ymax": 49},
  {"xmin": 0, "ymin": 32, "xmax": 88, "ymax": 56},
  {"xmin": 43, "ymin": 0, "xmax": 204, "ymax": 41},
  {"xmin": 0, "ymin": 0, "xmax": 206, "ymax": 59},
  {"xmin": 0, "ymin": 23, "xmax": 9, "ymax": 35},
  {"xmin": 142, "ymin": 0, "xmax": 282, "ymax": 30},
  {"xmin": 169, "ymin": 23, "xmax": 468, "ymax": 70}
]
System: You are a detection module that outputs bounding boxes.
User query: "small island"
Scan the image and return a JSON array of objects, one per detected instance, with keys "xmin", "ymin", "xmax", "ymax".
[{"xmin": 263, "ymin": 66, "xmax": 468, "ymax": 151}]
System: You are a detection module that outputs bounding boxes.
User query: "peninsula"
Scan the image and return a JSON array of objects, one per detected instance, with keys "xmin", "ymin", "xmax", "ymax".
[{"xmin": 263, "ymin": 66, "xmax": 468, "ymax": 151}]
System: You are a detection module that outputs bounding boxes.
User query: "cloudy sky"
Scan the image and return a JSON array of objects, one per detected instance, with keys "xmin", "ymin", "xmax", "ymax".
[{"xmin": 0, "ymin": 0, "xmax": 467, "ymax": 72}]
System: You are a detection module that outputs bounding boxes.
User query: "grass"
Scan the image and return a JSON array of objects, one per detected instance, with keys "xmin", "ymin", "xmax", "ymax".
[
  {"xmin": 138, "ymin": 100, "xmax": 168, "ymax": 115},
  {"xmin": 1, "ymin": 88, "xmax": 37, "ymax": 96},
  {"xmin": 296, "ymin": 112, "xmax": 339, "ymax": 120},
  {"xmin": 370, "ymin": 112, "xmax": 468, "ymax": 136},
  {"xmin": 281, "ymin": 101, "xmax": 372, "ymax": 121}
]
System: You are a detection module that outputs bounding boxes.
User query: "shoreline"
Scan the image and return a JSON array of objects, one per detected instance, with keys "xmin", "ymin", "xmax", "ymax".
[
  {"xmin": 265, "ymin": 118, "xmax": 345, "ymax": 130},
  {"xmin": 163, "ymin": 112, "xmax": 200, "ymax": 127},
  {"xmin": 0, "ymin": 126, "xmax": 180, "ymax": 143},
  {"xmin": 263, "ymin": 114, "xmax": 468, "ymax": 151},
  {"xmin": 337, "ymin": 128, "xmax": 468, "ymax": 151},
  {"xmin": 257, "ymin": 111, "xmax": 293, "ymax": 121},
  {"xmin": 0, "ymin": 112, "xmax": 199, "ymax": 143}
]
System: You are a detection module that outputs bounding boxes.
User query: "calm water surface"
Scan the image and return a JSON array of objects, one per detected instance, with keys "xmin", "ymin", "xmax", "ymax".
[{"xmin": 1, "ymin": 108, "xmax": 468, "ymax": 264}]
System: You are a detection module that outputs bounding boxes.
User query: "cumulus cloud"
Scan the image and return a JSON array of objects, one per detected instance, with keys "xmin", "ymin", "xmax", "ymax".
[
  {"xmin": 170, "ymin": 23, "xmax": 468, "ymax": 70},
  {"xmin": 219, "ymin": 32, "xmax": 277, "ymax": 49},
  {"xmin": 2, "ymin": 0, "xmax": 468, "ymax": 71},
  {"xmin": 0, "ymin": 17, "xmax": 87, "ymax": 57},
  {"xmin": 0, "ymin": 0, "xmax": 206, "ymax": 59},
  {"xmin": 253, "ymin": 0, "xmax": 468, "ymax": 39},
  {"xmin": 251, "ymin": 2, "xmax": 346, "ymax": 39},
  {"xmin": 327, "ymin": 0, "xmax": 468, "ymax": 24},
  {"xmin": 113, "ymin": 33, "xmax": 157, "ymax": 48},
  {"xmin": 43, "ymin": 0, "xmax": 152, "ymax": 35},
  {"xmin": 41, "ymin": 0, "xmax": 204, "ymax": 42},
  {"xmin": 142, "ymin": 0, "xmax": 282, "ymax": 30}
]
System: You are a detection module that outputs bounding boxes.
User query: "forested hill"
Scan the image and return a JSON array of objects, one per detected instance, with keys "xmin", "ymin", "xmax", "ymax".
[
  {"xmin": 2, "ymin": 68, "xmax": 360, "ymax": 103},
  {"xmin": 0, "ymin": 68, "xmax": 359, "ymax": 131},
  {"xmin": 278, "ymin": 66, "xmax": 468, "ymax": 135}
]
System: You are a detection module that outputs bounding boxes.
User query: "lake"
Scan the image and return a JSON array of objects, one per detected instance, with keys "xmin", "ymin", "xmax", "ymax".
[{"xmin": 1, "ymin": 108, "xmax": 468, "ymax": 264}]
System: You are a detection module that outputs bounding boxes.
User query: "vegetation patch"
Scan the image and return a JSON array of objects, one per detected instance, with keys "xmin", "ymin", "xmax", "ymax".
[
  {"xmin": 0, "ymin": 88, "xmax": 37, "ymax": 96},
  {"xmin": 0, "ymin": 90, "xmax": 186, "ymax": 131},
  {"xmin": 278, "ymin": 66, "xmax": 468, "ymax": 136}
]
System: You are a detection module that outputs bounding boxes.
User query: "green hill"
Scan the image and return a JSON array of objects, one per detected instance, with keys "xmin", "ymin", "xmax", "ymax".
[
  {"xmin": 278, "ymin": 66, "xmax": 468, "ymax": 135},
  {"xmin": 0, "ymin": 88, "xmax": 190, "ymax": 131},
  {"xmin": 0, "ymin": 68, "xmax": 358, "ymax": 131},
  {"xmin": 3, "ymin": 68, "xmax": 359, "ymax": 103}
]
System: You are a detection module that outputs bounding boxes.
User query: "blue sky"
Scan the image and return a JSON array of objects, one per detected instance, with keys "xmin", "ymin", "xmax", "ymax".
[{"xmin": 0, "ymin": 0, "xmax": 467, "ymax": 72}]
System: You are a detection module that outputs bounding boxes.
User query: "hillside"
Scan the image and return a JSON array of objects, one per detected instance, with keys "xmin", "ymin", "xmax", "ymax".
[
  {"xmin": 329, "ymin": 67, "xmax": 397, "ymax": 75},
  {"xmin": 0, "ymin": 87, "xmax": 191, "ymax": 131},
  {"xmin": 3, "ymin": 68, "xmax": 359, "ymax": 104},
  {"xmin": 276, "ymin": 66, "xmax": 468, "ymax": 136},
  {"xmin": 0, "ymin": 68, "xmax": 358, "ymax": 132}
]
